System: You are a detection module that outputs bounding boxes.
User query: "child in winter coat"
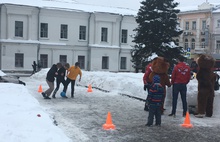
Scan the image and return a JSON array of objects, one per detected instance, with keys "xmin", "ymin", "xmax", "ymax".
[{"xmin": 146, "ymin": 75, "xmax": 164, "ymax": 126}]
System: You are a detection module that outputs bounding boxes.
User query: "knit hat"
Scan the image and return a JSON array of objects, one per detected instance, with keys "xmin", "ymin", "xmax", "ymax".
[{"xmin": 153, "ymin": 75, "xmax": 160, "ymax": 83}]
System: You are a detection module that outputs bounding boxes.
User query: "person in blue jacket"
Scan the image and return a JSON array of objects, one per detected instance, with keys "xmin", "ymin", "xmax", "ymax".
[{"xmin": 146, "ymin": 75, "xmax": 164, "ymax": 127}]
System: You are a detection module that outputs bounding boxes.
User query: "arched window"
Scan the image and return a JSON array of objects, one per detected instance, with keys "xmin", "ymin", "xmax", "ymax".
[
  {"xmin": 175, "ymin": 39, "xmax": 179, "ymax": 46},
  {"xmin": 184, "ymin": 39, "xmax": 188, "ymax": 50},
  {"xmin": 191, "ymin": 38, "xmax": 195, "ymax": 49},
  {"xmin": 201, "ymin": 38, "xmax": 205, "ymax": 48}
]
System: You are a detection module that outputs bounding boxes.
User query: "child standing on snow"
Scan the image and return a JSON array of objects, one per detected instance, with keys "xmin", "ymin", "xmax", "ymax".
[{"xmin": 146, "ymin": 75, "xmax": 164, "ymax": 127}]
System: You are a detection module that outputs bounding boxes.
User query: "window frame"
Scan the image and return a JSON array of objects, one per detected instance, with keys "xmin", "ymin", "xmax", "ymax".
[
  {"xmin": 120, "ymin": 57, "xmax": 127, "ymax": 69},
  {"xmin": 201, "ymin": 38, "xmax": 205, "ymax": 48},
  {"xmin": 184, "ymin": 38, "xmax": 188, "ymax": 50},
  {"xmin": 15, "ymin": 53, "xmax": 24, "ymax": 67},
  {"xmin": 78, "ymin": 55, "xmax": 85, "ymax": 69},
  {"xmin": 121, "ymin": 29, "xmax": 128, "ymax": 43},
  {"xmin": 216, "ymin": 41, "xmax": 220, "ymax": 49},
  {"xmin": 15, "ymin": 21, "xmax": 23, "ymax": 37},
  {"xmin": 40, "ymin": 54, "xmax": 48, "ymax": 68},
  {"xmin": 102, "ymin": 56, "xmax": 109, "ymax": 69},
  {"xmin": 202, "ymin": 20, "xmax": 206, "ymax": 30},
  {"xmin": 79, "ymin": 25, "xmax": 86, "ymax": 40},
  {"xmin": 40, "ymin": 23, "xmax": 48, "ymax": 38},
  {"xmin": 191, "ymin": 38, "xmax": 195, "ymax": 49},
  {"xmin": 59, "ymin": 55, "xmax": 67, "ymax": 65},
  {"xmin": 192, "ymin": 21, "xmax": 196, "ymax": 30},
  {"xmin": 60, "ymin": 24, "xmax": 68, "ymax": 39},
  {"xmin": 185, "ymin": 21, "xmax": 189, "ymax": 30},
  {"xmin": 101, "ymin": 27, "xmax": 108, "ymax": 42}
]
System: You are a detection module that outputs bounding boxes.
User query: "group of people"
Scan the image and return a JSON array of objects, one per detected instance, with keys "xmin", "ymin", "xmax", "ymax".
[
  {"xmin": 143, "ymin": 56, "xmax": 191, "ymax": 127},
  {"xmin": 41, "ymin": 62, "xmax": 82, "ymax": 99}
]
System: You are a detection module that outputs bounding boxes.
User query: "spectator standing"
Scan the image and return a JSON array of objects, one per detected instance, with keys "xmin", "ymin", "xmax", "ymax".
[
  {"xmin": 32, "ymin": 61, "xmax": 37, "ymax": 75},
  {"xmin": 62, "ymin": 62, "xmax": 82, "ymax": 98},
  {"xmin": 42, "ymin": 63, "xmax": 62, "ymax": 99},
  {"xmin": 146, "ymin": 75, "xmax": 164, "ymax": 127},
  {"xmin": 190, "ymin": 60, "xmax": 198, "ymax": 73},
  {"xmin": 52, "ymin": 63, "xmax": 70, "ymax": 98},
  {"xmin": 168, "ymin": 56, "xmax": 191, "ymax": 117},
  {"xmin": 143, "ymin": 60, "xmax": 154, "ymax": 111}
]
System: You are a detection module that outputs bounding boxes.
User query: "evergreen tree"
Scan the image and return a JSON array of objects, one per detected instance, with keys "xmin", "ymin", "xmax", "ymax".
[{"xmin": 131, "ymin": 0, "xmax": 184, "ymax": 72}]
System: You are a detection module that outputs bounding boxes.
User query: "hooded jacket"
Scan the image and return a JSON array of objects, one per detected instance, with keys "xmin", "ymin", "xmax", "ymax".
[
  {"xmin": 148, "ymin": 75, "xmax": 164, "ymax": 105},
  {"xmin": 46, "ymin": 64, "xmax": 58, "ymax": 82}
]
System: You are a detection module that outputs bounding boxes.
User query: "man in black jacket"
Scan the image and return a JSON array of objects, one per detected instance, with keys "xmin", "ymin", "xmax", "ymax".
[
  {"xmin": 42, "ymin": 63, "xmax": 62, "ymax": 99},
  {"xmin": 52, "ymin": 63, "xmax": 70, "ymax": 98}
]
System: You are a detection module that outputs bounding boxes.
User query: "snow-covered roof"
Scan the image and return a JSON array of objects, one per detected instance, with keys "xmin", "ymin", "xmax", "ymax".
[
  {"xmin": 0, "ymin": 0, "xmax": 138, "ymax": 16},
  {"xmin": 1, "ymin": 0, "xmax": 220, "ymax": 16}
]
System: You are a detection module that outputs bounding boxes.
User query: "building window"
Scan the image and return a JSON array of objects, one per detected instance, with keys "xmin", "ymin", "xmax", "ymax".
[
  {"xmin": 59, "ymin": 55, "xmax": 67, "ymax": 65},
  {"xmin": 184, "ymin": 39, "xmax": 188, "ymax": 50},
  {"xmin": 217, "ymin": 20, "xmax": 220, "ymax": 28},
  {"xmin": 192, "ymin": 21, "xmax": 196, "ymax": 30},
  {"xmin": 40, "ymin": 54, "xmax": 48, "ymax": 68},
  {"xmin": 79, "ymin": 26, "xmax": 86, "ymax": 40},
  {"xmin": 15, "ymin": 21, "xmax": 23, "ymax": 37},
  {"xmin": 175, "ymin": 39, "xmax": 179, "ymax": 46},
  {"xmin": 185, "ymin": 22, "xmax": 189, "ymax": 30},
  {"xmin": 102, "ymin": 56, "xmax": 109, "ymax": 69},
  {"xmin": 121, "ymin": 29, "xmax": 128, "ymax": 43},
  {"xmin": 216, "ymin": 41, "xmax": 220, "ymax": 49},
  {"xmin": 101, "ymin": 27, "xmax": 108, "ymax": 42},
  {"xmin": 120, "ymin": 57, "xmax": 127, "ymax": 69},
  {"xmin": 202, "ymin": 20, "xmax": 206, "ymax": 30},
  {"xmin": 201, "ymin": 38, "xmax": 205, "ymax": 48},
  {"xmin": 60, "ymin": 24, "xmax": 68, "ymax": 39},
  {"xmin": 191, "ymin": 38, "xmax": 195, "ymax": 49},
  {"xmin": 15, "ymin": 53, "xmax": 24, "ymax": 67},
  {"xmin": 40, "ymin": 23, "xmax": 48, "ymax": 38},
  {"xmin": 78, "ymin": 56, "xmax": 85, "ymax": 69}
]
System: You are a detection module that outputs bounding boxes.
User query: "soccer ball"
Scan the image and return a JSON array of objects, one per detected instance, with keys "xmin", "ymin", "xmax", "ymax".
[{"xmin": 60, "ymin": 91, "xmax": 66, "ymax": 97}]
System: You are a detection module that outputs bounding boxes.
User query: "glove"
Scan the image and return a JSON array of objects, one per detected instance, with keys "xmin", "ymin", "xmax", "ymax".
[{"xmin": 144, "ymin": 84, "xmax": 148, "ymax": 91}]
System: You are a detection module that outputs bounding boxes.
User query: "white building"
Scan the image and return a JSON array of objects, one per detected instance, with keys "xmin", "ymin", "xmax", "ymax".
[{"xmin": 0, "ymin": 0, "xmax": 137, "ymax": 72}]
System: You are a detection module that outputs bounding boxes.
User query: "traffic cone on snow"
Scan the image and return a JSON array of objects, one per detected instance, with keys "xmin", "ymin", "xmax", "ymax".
[
  {"xmin": 38, "ymin": 85, "xmax": 43, "ymax": 93},
  {"xmin": 102, "ymin": 112, "xmax": 116, "ymax": 130},
  {"xmin": 87, "ymin": 84, "xmax": 93, "ymax": 92},
  {"xmin": 181, "ymin": 112, "xmax": 193, "ymax": 128}
]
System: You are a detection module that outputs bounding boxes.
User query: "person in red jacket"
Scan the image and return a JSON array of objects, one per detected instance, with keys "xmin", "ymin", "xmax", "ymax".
[
  {"xmin": 143, "ymin": 62, "xmax": 153, "ymax": 111},
  {"xmin": 143, "ymin": 63, "xmax": 153, "ymax": 90},
  {"xmin": 168, "ymin": 56, "xmax": 191, "ymax": 117}
]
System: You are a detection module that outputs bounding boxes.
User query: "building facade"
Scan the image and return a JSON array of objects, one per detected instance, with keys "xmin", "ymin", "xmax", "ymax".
[
  {"xmin": 0, "ymin": 3, "xmax": 137, "ymax": 72},
  {"xmin": 176, "ymin": 2, "xmax": 220, "ymax": 60},
  {"xmin": 0, "ymin": 2, "xmax": 220, "ymax": 73}
]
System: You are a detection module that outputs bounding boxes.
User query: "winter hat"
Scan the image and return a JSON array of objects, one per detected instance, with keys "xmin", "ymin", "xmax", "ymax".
[{"xmin": 153, "ymin": 75, "xmax": 160, "ymax": 83}]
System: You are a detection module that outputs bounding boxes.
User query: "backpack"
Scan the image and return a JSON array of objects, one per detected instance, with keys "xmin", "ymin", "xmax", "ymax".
[{"xmin": 214, "ymin": 73, "xmax": 219, "ymax": 91}]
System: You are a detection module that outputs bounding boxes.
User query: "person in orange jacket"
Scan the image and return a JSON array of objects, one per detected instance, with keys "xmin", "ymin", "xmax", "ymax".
[{"xmin": 61, "ymin": 62, "xmax": 82, "ymax": 98}]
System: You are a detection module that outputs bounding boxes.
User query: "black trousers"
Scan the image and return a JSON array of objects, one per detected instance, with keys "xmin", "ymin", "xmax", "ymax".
[
  {"xmin": 52, "ymin": 78, "xmax": 65, "ymax": 96},
  {"xmin": 63, "ymin": 78, "xmax": 76, "ymax": 97}
]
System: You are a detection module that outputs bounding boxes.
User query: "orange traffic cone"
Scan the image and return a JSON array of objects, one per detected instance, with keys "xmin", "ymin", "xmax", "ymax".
[
  {"xmin": 38, "ymin": 85, "xmax": 43, "ymax": 93},
  {"xmin": 87, "ymin": 84, "xmax": 93, "ymax": 92},
  {"xmin": 181, "ymin": 112, "xmax": 193, "ymax": 128},
  {"xmin": 102, "ymin": 112, "xmax": 116, "ymax": 130}
]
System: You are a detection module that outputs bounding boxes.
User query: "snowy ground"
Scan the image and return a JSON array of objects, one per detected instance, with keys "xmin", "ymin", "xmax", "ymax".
[{"xmin": 1, "ymin": 69, "xmax": 220, "ymax": 142}]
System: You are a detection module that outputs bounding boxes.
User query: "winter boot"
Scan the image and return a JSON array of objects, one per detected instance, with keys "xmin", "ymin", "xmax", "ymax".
[
  {"xmin": 71, "ymin": 94, "xmax": 74, "ymax": 98},
  {"xmin": 52, "ymin": 89, "xmax": 57, "ymax": 98}
]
